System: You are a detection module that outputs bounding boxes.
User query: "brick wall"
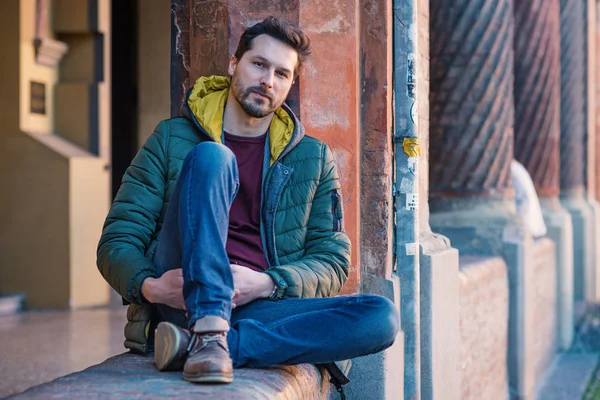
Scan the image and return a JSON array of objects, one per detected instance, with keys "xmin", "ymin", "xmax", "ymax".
[
  {"xmin": 532, "ymin": 238, "xmax": 558, "ymax": 387},
  {"xmin": 459, "ymin": 256, "xmax": 509, "ymax": 400}
]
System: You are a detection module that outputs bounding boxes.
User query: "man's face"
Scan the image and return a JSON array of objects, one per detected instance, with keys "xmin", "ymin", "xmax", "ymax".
[{"xmin": 229, "ymin": 34, "xmax": 298, "ymax": 118}]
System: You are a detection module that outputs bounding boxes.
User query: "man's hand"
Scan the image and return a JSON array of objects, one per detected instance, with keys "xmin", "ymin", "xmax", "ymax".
[
  {"xmin": 231, "ymin": 265, "xmax": 275, "ymax": 307},
  {"xmin": 141, "ymin": 269, "xmax": 186, "ymax": 310}
]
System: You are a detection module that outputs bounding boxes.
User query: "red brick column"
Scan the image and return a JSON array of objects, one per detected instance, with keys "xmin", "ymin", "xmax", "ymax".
[
  {"xmin": 559, "ymin": 0, "xmax": 586, "ymax": 193},
  {"xmin": 514, "ymin": 0, "xmax": 575, "ymax": 353},
  {"xmin": 429, "ymin": 0, "xmax": 515, "ymax": 202},
  {"xmin": 513, "ymin": 0, "xmax": 561, "ymax": 198},
  {"xmin": 429, "ymin": 1, "xmax": 540, "ymax": 398},
  {"xmin": 171, "ymin": 0, "xmax": 361, "ymax": 293},
  {"xmin": 584, "ymin": 0, "xmax": 597, "ymax": 200},
  {"xmin": 559, "ymin": 0, "xmax": 596, "ymax": 304}
]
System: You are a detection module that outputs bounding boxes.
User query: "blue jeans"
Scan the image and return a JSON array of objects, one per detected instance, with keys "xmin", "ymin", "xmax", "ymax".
[{"xmin": 153, "ymin": 142, "xmax": 399, "ymax": 368}]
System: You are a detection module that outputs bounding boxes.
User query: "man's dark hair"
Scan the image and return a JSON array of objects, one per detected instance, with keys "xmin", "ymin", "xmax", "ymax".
[{"xmin": 234, "ymin": 16, "xmax": 312, "ymax": 77}]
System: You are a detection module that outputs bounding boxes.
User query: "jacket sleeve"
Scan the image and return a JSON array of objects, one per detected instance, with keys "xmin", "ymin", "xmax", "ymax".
[
  {"xmin": 265, "ymin": 144, "xmax": 351, "ymax": 299},
  {"xmin": 97, "ymin": 121, "xmax": 169, "ymax": 304}
]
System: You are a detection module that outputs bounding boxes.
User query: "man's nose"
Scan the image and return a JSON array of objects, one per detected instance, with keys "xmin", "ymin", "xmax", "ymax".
[{"xmin": 260, "ymin": 71, "xmax": 274, "ymax": 89}]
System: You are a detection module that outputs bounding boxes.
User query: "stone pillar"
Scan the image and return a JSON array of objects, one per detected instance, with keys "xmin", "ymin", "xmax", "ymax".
[
  {"xmin": 430, "ymin": 0, "xmax": 537, "ymax": 398},
  {"xmin": 391, "ymin": 0, "xmax": 460, "ymax": 397},
  {"xmin": 137, "ymin": 0, "xmax": 171, "ymax": 146},
  {"xmin": 513, "ymin": 0, "xmax": 574, "ymax": 350},
  {"xmin": 585, "ymin": 0, "xmax": 597, "ymax": 203},
  {"xmin": 359, "ymin": 0, "xmax": 394, "ymax": 294},
  {"xmin": 414, "ymin": 0, "xmax": 460, "ymax": 399},
  {"xmin": 596, "ymin": 1, "xmax": 600, "ymax": 204},
  {"xmin": 559, "ymin": 0, "xmax": 596, "ymax": 312},
  {"xmin": 584, "ymin": 0, "xmax": 600, "ymax": 304},
  {"xmin": 349, "ymin": 1, "xmax": 406, "ymax": 394},
  {"xmin": 171, "ymin": 1, "xmax": 402, "ymax": 398},
  {"xmin": 53, "ymin": 0, "xmax": 107, "ymax": 157}
]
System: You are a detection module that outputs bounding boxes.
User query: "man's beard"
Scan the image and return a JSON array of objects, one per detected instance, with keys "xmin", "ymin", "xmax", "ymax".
[{"xmin": 231, "ymin": 77, "xmax": 284, "ymax": 118}]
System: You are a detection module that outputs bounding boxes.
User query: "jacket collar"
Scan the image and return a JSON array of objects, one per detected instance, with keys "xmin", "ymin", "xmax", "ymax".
[{"xmin": 184, "ymin": 75, "xmax": 305, "ymax": 165}]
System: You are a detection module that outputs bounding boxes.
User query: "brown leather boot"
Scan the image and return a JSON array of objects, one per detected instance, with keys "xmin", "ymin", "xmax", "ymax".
[
  {"xmin": 154, "ymin": 322, "xmax": 191, "ymax": 372},
  {"xmin": 182, "ymin": 331, "xmax": 233, "ymax": 383}
]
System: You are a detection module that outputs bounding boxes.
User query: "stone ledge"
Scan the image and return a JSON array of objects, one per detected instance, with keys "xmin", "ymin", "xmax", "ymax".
[
  {"xmin": 458, "ymin": 255, "xmax": 509, "ymax": 400},
  {"xmin": 458, "ymin": 255, "xmax": 507, "ymax": 289},
  {"xmin": 8, "ymin": 353, "xmax": 333, "ymax": 400}
]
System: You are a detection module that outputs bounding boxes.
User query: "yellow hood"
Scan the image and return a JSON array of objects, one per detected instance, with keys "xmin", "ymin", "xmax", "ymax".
[{"xmin": 187, "ymin": 75, "xmax": 295, "ymax": 165}]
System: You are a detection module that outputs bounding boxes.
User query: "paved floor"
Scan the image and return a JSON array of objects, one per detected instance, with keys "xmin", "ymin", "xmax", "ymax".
[
  {"xmin": 537, "ymin": 353, "xmax": 599, "ymax": 400},
  {"xmin": 536, "ymin": 305, "xmax": 600, "ymax": 399},
  {"xmin": 0, "ymin": 307, "xmax": 127, "ymax": 398}
]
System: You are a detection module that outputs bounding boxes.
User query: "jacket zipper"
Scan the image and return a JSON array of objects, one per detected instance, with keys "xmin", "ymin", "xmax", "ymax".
[
  {"xmin": 331, "ymin": 189, "xmax": 343, "ymax": 232},
  {"xmin": 185, "ymin": 95, "xmax": 301, "ymax": 266}
]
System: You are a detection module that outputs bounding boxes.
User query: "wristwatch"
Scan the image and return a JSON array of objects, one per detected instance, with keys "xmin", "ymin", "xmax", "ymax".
[
  {"xmin": 264, "ymin": 270, "xmax": 288, "ymax": 300},
  {"xmin": 268, "ymin": 283, "xmax": 278, "ymax": 300}
]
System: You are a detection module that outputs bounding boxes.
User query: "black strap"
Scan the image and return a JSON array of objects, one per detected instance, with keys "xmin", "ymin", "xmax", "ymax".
[{"xmin": 322, "ymin": 362, "xmax": 350, "ymax": 399}]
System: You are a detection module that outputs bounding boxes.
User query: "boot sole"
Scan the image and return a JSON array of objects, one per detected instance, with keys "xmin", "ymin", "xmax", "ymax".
[
  {"xmin": 154, "ymin": 322, "xmax": 187, "ymax": 372},
  {"xmin": 183, "ymin": 372, "xmax": 234, "ymax": 384}
]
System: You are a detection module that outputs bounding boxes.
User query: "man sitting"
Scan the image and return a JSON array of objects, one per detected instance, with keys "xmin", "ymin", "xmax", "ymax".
[{"xmin": 97, "ymin": 16, "xmax": 399, "ymax": 385}]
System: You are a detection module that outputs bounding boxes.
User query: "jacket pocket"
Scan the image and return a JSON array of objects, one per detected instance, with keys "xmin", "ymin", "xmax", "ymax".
[
  {"xmin": 331, "ymin": 189, "xmax": 344, "ymax": 232},
  {"xmin": 124, "ymin": 304, "xmax": 153, "ymax": 355}
]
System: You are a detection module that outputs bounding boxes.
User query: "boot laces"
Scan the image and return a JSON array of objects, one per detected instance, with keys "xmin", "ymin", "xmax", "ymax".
[
  {"xmin": 202, "ymin": 333, "xmax": 224, "ymax": 343},
  {"xmin": 186, "ymin": 332, "xmax": 225, "ymax": 354}
]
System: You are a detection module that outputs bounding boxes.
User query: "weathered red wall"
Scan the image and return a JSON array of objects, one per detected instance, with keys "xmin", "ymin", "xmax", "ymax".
[
  {"xmin": 172, "ymin": 0, "xmax": 367, "ymax": 294},
  {"xmin": 298, "ymin": 2, "xmax": 361, "ymax": 294}
]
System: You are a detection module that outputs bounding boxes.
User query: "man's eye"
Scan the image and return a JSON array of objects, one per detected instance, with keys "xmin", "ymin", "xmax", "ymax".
[
  {"xmin": 276, "ymin": 71, "xmax": 288, "ymax": 78},
  {"xmin": 254, "ymin": 62, "xmax": 264, "ymax": 68}
]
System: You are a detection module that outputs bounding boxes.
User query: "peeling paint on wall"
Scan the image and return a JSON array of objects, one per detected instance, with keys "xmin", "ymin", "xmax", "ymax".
[
  {"xmin": 331, "ymin": 148, "xmax": 351, "ymax": 198},
  {"xmin": 309, "ymin": 15, "xmax": 347, "ymax": 33}
]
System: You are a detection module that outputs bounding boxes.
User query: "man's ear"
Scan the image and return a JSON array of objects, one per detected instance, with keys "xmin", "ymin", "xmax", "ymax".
[{"xmin": 228, "ymin": 56, "xmax": 237, "ymax": 76}]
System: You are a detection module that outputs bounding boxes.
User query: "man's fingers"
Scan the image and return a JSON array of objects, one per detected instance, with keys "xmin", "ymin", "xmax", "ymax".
[
  {"xmin": 232, "ymin": 290, "xmax": 240, "ymax": 309},
  {"xmin": 165, "ymin": 269, "xmax": 184, "ymax": 284}
]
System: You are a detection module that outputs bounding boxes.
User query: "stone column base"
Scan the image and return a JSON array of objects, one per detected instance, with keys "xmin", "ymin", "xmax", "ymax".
[
  {"xmin": 540, "ymin": 196, "xmax": 574, "ymax": 350},
  {"xmin": 420, "ymin": 231, "xmax": 459, "ymax": 400},
  {"xmin": 346, "ymin": 274, "xmax": 404, "ymax": 400},
  {"xmin": 560, "ymin": 192, "xmax": 594, "ymax": 305},
  {"xmin": 585, "ymin": 196, "xmax": 600, "ymax": 303},
  {"xmin": 430, "ymin": 198, "xmax": 536, "ymax": 399}
]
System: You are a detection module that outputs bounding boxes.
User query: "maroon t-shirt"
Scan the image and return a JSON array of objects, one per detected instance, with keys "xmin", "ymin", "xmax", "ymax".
[{"xmin": 223, "ymin": 131, "xmax": 269, "ymax": 272}]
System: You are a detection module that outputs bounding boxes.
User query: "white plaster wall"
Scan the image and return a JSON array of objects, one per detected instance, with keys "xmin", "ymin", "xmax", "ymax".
[
  {"xmin": 19, "ymin": 0, "xmax": 57, "ymax": 133},
  {"xmin": 137, "ymin": 0, "xmax": 171, "ymax": 147}
]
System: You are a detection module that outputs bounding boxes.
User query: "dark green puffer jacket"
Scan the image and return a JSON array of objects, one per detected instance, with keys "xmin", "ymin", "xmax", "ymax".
[{"xmin": 97, "ymin": 76, "xmax": 351, "ymax": 352}]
